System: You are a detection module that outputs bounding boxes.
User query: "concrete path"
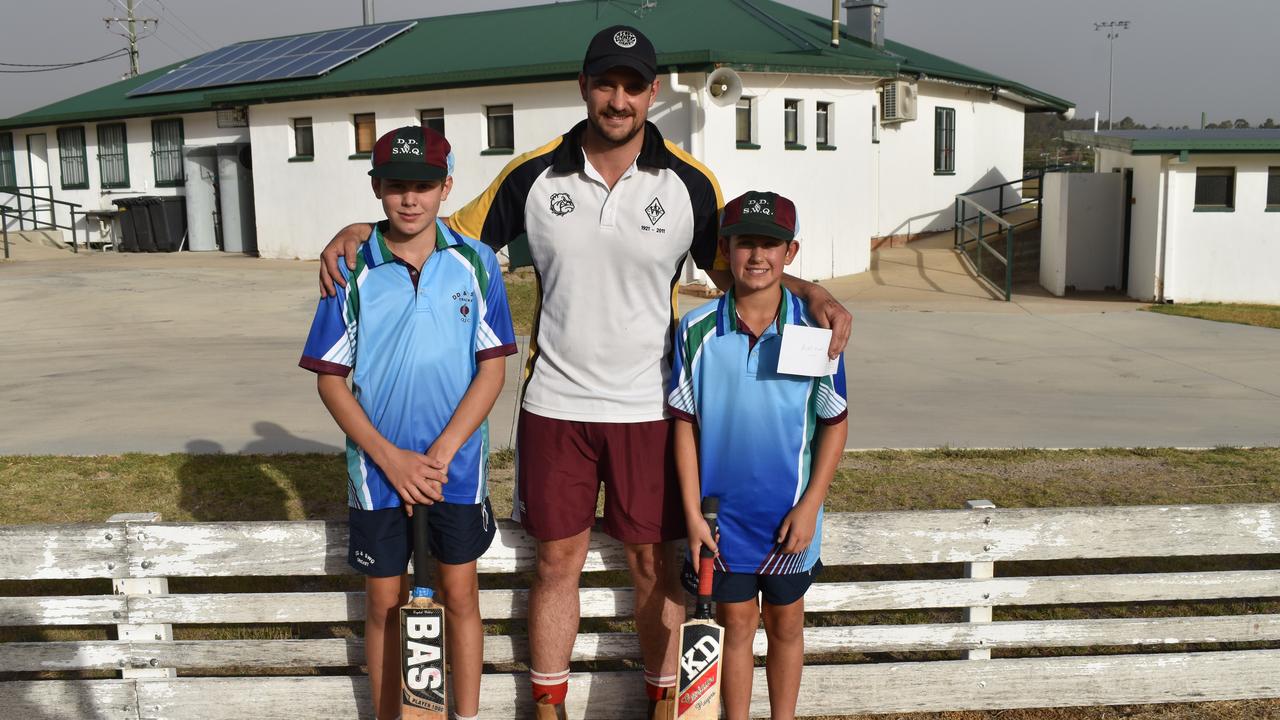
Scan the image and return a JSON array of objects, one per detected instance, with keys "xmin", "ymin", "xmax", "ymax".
[{"xmin": 2, "ymin": 246, "xmax": 1277, "ymax": 455}]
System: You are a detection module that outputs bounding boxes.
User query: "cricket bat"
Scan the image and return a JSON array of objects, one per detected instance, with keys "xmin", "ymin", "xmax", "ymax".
[
  {"xmin": 400, "ymin": 506, "xmax": 447, "ymax": 719},
  {"xmin": 676, "ymin": 496, "xmax": 724, "ymax": 720}
]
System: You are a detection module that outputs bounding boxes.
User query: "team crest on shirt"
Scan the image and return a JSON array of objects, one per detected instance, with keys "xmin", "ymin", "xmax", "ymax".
[
  {"xmin": 640, "ymin": 196, "xmax": 667, "ymax": 234},
  {"xmin": 549, "ymin": 192, "xmax": 576, "ymax": 216},
  {"xmin": 452, "ymin": 290, "xmax": 475, "ymax": 322}
]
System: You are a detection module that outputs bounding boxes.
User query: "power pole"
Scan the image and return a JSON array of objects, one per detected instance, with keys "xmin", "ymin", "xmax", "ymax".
[
  {"xmin": 1093, "ymin": 20, "xmax": 1131, "ymax": 130},
  {"xmin": 105, "ymin": 0, "xmax": 159, "ymax": 78}
]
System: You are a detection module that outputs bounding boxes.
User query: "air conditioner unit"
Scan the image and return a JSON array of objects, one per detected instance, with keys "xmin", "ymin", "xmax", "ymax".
[{"xmin": 880, "ymin": 80, "xmax": 917, "ymax": 123}]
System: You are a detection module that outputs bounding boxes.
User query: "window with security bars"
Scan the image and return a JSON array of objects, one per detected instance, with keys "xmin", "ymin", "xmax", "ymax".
[
  {"xmin": 97, "ymin": 123, "xmax": 129, "ymax": 189},
  {"xmin": 1268, "ymin": 167, "xmax": 1280, "ymax": 209},
  {"xmin": 784, "ymin": 99, "xmax": 800, "ymax": 146},
  {"xmin": 354, "ymin": 113, "xmax": 376, "ymax": 155},
  {"xmin": 293, "ymin": 118, "xmax": 313, "ymax": 158},
  {"xmin": 152, "ymin": 118, "xmax": 184, "ymax": 186},
  {"xmin": 816, "ymin": 102, "xmax": 832, "ymax": 146},
  {"xmin": 57, "ymin": 127, "xmax": 89, "ymax": 189},
  {"xmin": 736, "ymin": 96, "xmax": 754, "ymax": 146},
  {"xmin": 1194, "ymin": 167, "xmax": 1234, "ymax": 209},
  {"xmin": 934, "ymin": 107, "xmax": 955, "ymax": 173},
  {"xmin": 486, "ymin": 105, "xmax": 513, "ymax": 151},
  {"xmin": 419, "ymin": 108, "xmax": 445, "ymax": 136},
  {"xmin": 0, "ymin": 133, "xmax": 15, "ymax": 188}
]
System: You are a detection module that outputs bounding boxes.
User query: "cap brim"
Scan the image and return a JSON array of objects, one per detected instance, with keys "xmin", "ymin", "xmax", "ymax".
[
  {"xmin": 368, "ymin": 164, "xmax": 448, "ymax": 181},
  {"xmin": 583, "ymin": 55, "xmax": 656, "ymax": 82},
  {"xmin": 720, "ymin": 220, "xmax": 794, "ymax": 241}
]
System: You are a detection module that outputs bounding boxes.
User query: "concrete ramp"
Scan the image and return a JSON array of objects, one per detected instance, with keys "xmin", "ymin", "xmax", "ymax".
[{"xmin": 1, "ymin": 229, "xmax": 75, "ymax": 261}]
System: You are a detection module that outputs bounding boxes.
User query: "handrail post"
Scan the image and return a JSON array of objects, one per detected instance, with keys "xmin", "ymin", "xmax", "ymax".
[
  {"xmin": 70, "ymin": 209, "xmax": 78, "ymax": 253},
  {"xmin": 2, "ymin": 207, "xmax": 9, "ymax": 260},
  {"xmin": 16, "ymin": 192, "xmax": 25, "ymax": 232},
  {"xmin": 953, "ymin": 199, "xmax": 959, "ymax": 250},
  {"xmin": 977, "ymin": 213, "xmax": 984, "ymax": 276},
  {"xmin": 1005, "ymin": 227, "xmax": 1014, "ymax": 301}
]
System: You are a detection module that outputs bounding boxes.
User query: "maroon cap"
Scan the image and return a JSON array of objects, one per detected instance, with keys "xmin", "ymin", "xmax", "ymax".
[
  {"xmin": 369, "ymin": 125, "xmax": 451, "ymax": 181},
  {"xmin": 720, "ymin": 191, "xmax": 798, "ymax": 241}
]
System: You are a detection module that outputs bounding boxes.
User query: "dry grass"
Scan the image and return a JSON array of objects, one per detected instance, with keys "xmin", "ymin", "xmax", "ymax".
[{"xmin": 1145, "ymin": 302, "xmax": 1280, "ymax": 330}]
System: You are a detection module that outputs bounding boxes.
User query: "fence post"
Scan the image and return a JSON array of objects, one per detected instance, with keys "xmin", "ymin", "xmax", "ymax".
[
  {"xmin": 964, "ymin": 499, "xmax": 996, "ymax": 660},
  {"xmin": 108, "ymin": 512, "xmax": 176, "ymax": 679}
]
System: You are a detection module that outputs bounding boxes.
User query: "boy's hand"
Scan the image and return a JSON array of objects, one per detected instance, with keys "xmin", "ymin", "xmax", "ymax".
[
  {"xmin": 379, "ymin": 447, "xmax": 447, "ymax": 513},
  {"xmin": 686, "ymin": 516, "xmax": 719, "ymax": 562},
  {"xmin": 423, "ymin": 439, "xmax": 458, "ymax": 479},
  {"xmin": 777, "ymin": 502, "xmax": 820, "ymax": 555},
  {"xmin": 319, "ymin": 224, "xmax": 373, "ymax": 296}
]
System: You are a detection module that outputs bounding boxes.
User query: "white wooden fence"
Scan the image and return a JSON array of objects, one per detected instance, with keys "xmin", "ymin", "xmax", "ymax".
[{"xmin": 2, "ymin": 503, "xmax": 1278, "ymax": 719}]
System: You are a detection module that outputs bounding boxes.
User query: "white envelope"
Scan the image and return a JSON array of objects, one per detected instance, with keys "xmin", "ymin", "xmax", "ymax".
[{"xmin": 777, "ymin": 324, "xmax": 839, "ymax": 377}]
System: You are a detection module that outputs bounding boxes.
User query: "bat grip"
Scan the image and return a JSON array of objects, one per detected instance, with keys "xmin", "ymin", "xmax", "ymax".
[{"xmin": 411, "ymin": 506, "xmax": 432, "ymax": 595}]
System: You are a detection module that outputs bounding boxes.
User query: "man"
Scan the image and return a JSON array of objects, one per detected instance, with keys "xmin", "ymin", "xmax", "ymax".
[{"xmin": 318, "ymin": 25, "xmax": 852, "ymax": 719}]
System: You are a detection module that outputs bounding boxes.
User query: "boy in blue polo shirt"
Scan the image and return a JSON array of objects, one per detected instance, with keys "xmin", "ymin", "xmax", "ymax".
[
  {"xmin": 667, "ymin": 190, "xmax": 848, "ymax": 720},
  {"xmin": 299, "ymin": 125, "xmax": 517, "ymax": 720}
]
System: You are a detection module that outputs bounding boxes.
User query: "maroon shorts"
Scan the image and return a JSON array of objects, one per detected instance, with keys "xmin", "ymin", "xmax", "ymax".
[{"xmin": 514, "ymin": 409, "xmax": 685, "ymax": 544}]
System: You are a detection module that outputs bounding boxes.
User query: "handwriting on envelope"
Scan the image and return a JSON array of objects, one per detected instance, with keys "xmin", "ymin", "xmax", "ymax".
[{"xmin": 777, "ymin": 325, "xmax": 839, "ymax": 377}]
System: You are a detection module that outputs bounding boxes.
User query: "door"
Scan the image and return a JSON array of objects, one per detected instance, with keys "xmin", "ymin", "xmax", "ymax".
[
  {"xmin": 1121, "ymin": 168, "xmax": 1134, "ymax": 295},
  {"xmin": 25, "ymin": 133, "xmax": 50, "ymax": 227}
]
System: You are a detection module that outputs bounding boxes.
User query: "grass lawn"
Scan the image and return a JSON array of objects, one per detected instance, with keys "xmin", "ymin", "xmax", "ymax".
[
  {"xmin": 1145, "ymin": 302, "xmax": 1280, "ymax": 330},
  {"xmin": 3, "ymin": 449, "xmax": 1277, "ymax": 719}
]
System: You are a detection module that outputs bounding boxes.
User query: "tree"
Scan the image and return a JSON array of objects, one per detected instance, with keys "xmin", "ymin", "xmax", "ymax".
[
  {"xmin": 1263, "ymin": 118, "xmax": 1277, "ymax": 128},
  {"xmin": 1234, "ymin": 118, "xmax": 1251, "ymax": 129}
]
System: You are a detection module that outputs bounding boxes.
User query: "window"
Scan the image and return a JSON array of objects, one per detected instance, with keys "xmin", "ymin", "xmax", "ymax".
[
  {"xmin": 784, "ymin": 99, "xmax": 802, "ymax": 148},
  {"xmin": 0, "ymin": 132, "xmax": 15, "ymax": 188},
  {"xmin": 1194, "ymin": 167, "xmax": 1234, "ymax": 210},
  {"xmin": 353, "ymin": 113, "xmax": 376, "ymax": 156},
  {"xmin": 934, "ymin": 107, "xmax": 955, "ymax": 173},
  {"xmin": 57, "ymin": 126, "xmax": 88, "ymax": 189},
  {"xmin": 816, "ymin": 102, "xmax": 833, "ymax": 148},
  {"xmin": 871, "ymin": 105, "xmax": 880, "ymax": 143},
  {"xmin": 293, "ymin": 118, "xmax": 314, "ymax": 158},
  {"xmin": 419, "ymin": 108, "xmax": 445, "ymax": 135},
  {"xmin": 1268, "ymin": 167, "xmax": 1280, "ymax": 209},
  {"xmin": 486, "ymin": 105, "xmax": 513, "ymax": 152},
  {"xmin": 151, "ymin": 118, "xmax": 184, "ymax": 186},
  {"xmin": 96, "ymin": 123, "xmax": 129, "ymax": 189},
  {"xmin": 735, "ymin": 96, "xmax": 756, "ymax": 148}
]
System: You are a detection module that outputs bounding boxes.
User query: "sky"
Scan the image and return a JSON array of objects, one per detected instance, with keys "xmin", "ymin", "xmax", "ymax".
[{"xmin": 2, "ymin": 0, "xmax": 1277, "ymax": 127}]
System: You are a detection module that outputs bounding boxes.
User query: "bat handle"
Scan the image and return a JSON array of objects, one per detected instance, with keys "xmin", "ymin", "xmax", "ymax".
[
  {"xmin": 696, "ymin": 496, "xmax": 719, "ymax": 617},
  {"xmin": 411, "ymin": 505, "xmax": 433, "ymax": 598}
]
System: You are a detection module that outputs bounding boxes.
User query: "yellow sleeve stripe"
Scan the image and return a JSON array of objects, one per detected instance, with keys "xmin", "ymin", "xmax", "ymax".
[
  {"xmin": 664, "ymin": 139, "xmax": 729, "ymax": 271},
  {"xmin": 445, "ymin": 135, "xmax": 566, "ymax": 239}
]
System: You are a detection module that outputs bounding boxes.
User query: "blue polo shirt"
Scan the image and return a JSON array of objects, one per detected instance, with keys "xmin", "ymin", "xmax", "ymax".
[
  {"xmin": 300, "ymin": 219, "xmax": 517, "ymax": 509},
  {"xmin": 666, "ymin": 287, "xmax": 847, "ymax": 575}
]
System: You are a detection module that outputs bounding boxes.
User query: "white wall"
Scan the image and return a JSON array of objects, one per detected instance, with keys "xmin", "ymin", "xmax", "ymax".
[
  {"xmin": 874, "ymin": 81, "xmax": 1026, "ymax": 240},
  {"xmin": 1096, "ymin": 149, "xmax": 1166, "ymax": 301},
  {"xmin": 1163, "ymin": 154, "xmax": 1280, "ymax": 303},
  {"xmin": 1039, "ymin": 172, "xmax": 1124, "ymax": 295},
  {"xmin": 4, "ymin": 113, "xmax": 248, "ymax": 245}
]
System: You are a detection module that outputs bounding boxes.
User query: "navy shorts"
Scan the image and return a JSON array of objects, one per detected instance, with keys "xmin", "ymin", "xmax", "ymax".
[
  {"xmin": 681, "ymin": 558, "xmax": 823, "ymax": 607},
  {"xmin": 348, "ymin": 498, "xmax": 495, "ymax": 577}
]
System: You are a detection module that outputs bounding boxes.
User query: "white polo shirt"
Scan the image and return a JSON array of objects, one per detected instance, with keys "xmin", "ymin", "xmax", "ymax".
[{"xmin": 449, "ymin": 120, "xmax": 723, "ymax": 422}]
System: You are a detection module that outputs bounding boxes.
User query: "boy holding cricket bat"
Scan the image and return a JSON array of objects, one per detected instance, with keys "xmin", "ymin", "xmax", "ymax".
[
  {"xmin": 299, "ymin": 125, "xmax": 516, "ymax": 720},
  {"xmin": 666, "ymin": 190, "xmax": 849, "ymax": 720}
]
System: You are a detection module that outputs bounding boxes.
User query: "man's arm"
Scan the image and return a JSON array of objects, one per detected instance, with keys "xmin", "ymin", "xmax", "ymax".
[
  {"xmin": 777, "ymin": 417, "xmax": 847, "ymax": 554},
  {"xmin": 316, "ymin": 374, "xmax": 446, "ymax": 509},
  {"xmin": 318, "ymin": 223, "xmax": 374, "ymax": 296},
  {"xmin": 705, "ymin": 269, "xmax": 851, "ymax": 359},
  {"xmin": 422, "ymin": 356, "xmax": 506, "ymax": 474}
]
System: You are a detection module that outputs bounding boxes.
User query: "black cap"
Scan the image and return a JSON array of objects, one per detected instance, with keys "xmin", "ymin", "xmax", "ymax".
[{"xmin": 582, "ymin": 25, "xmax": 657, "ymax": 82}]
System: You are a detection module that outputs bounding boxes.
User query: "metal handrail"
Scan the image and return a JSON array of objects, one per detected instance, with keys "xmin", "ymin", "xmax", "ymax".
[
  {"xmin": 0, "ymin": 186, "xmax": 83, "ymax": 252},
  {"xmin": 952, "ymin": 168, "xmax": 1055, "ymax": 301}
]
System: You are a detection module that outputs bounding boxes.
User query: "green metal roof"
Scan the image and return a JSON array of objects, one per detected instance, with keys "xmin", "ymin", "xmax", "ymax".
[
  {"xmin": 1, "ymin": 0, "xmax": 1072, "ymax": 131},
  {"xmin": 1065, "ymin": 129, "xmax": 1280, "ymax": 154}
]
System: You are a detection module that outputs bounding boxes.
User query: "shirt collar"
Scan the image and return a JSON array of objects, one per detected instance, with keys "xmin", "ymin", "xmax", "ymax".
[
  {"xmin": 365, "ymin": 219, "xmax": 459, "ymax": 268},
  {"xmin": 717, "ymin": 286, "xmax": 799, "ymax": 338},
  {"xmin": 550, "ymin": 119, "xmax": 673, "ymax": 174}
]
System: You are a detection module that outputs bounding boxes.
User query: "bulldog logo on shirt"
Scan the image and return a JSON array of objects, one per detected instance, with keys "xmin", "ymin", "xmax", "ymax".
[{"xmin": 550, "ymin": 192, "xmax": 576, "ymax": 216}]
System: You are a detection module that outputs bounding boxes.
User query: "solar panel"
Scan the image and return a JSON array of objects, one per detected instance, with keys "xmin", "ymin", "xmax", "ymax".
[{"xmin": 127, "ymin": 20, "xmax": 416, "ymax": 97}]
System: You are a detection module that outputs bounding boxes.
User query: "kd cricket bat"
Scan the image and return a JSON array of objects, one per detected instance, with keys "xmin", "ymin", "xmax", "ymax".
[
  {"xmin": 676, "ymin": 496, "xmax": 724, "ymax": 720},
  {"xmin": 400, "ymin": 506, "xmax": 447, "ymax": 719}
]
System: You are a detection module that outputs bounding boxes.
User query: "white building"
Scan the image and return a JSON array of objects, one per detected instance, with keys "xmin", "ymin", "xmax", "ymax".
[
  {"xmin": 1062, "ymin": 129, "xmax": 1280, "ymax": 303},
  {"xmin": 1, "ymin": 0, "xmax": 1071, "ymax": 282}
]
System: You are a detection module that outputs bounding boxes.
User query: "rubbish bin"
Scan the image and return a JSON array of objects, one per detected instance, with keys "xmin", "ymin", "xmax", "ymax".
[
  {"xmin": 146, "ymin": 196, "xmax": 188, "ymax": 252},
  {"xmin": 111, "ymin": 197, "xmax": 159, "ymax": 252}
]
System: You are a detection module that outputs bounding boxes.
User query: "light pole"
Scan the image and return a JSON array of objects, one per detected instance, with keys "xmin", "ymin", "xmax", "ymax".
[{"xmin": 1094, "ymin": 21, "xmax": 1131, "ymax": 130}]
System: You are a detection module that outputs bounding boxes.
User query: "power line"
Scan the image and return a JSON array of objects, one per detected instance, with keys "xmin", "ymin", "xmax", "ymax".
[
  {"xmin": 151, "ymin": 0, "xmax": 215, "ymax": 51},
  {"xmin": 0, "ymin": 49, "xmax": 129, "ymax": 73}
]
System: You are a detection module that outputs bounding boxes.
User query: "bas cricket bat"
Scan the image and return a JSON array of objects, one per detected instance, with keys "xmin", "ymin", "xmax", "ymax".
[
  {"xmin": 400, "ymin": 506, "xmax": 447, "ymax": 719},
  {"xmin": 676, "ymin": 496, "xmax": 724, "ymax": 720}
]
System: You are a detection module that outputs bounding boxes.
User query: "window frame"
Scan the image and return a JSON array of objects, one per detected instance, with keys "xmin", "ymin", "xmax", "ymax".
[
  {"xmin": 735, "ymin": 96, "xmax": 758, "ymax": 149},
  {"xmin": 816, "ymin": 101, "xmax": 835, "ymax": 149},
  {"xmin": 419, "ymin": 108, "xmax": 445, "ymax": 136},
  {"xmin": 96, "ymin": 122, "xmax": 130, "ymax": 189},
  {"xmin": 0, "ymin": 132, "xmax": 15, "ymax": 188},
  {"xmin": 484, "ymin": 104, "xmax": 514, "ymax": 154},
  {"xmin": 151, "ymin": 118, "xmax": 185, "ymax": 187},
  {"xmin": 1267, "ymin": 167, "xmax": 1280, "ymax": 211},
  {"xmin": 292, "ymin": 117, "xmax": 314, "ymax": 160},
  {"xmin": 57, "ymin": 126, "xmax": 89, "ymax": 190},
  {"xmin": 934, "ymin": 107, "xmax": 956, "ymax": 174},
  {"xmin": 1193, "ymin": 166, "xmax": 1235, "ymax": 211},
  {"xmin": 352, "ymin": 113, "xmax": 376, "ymax": 158}
]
